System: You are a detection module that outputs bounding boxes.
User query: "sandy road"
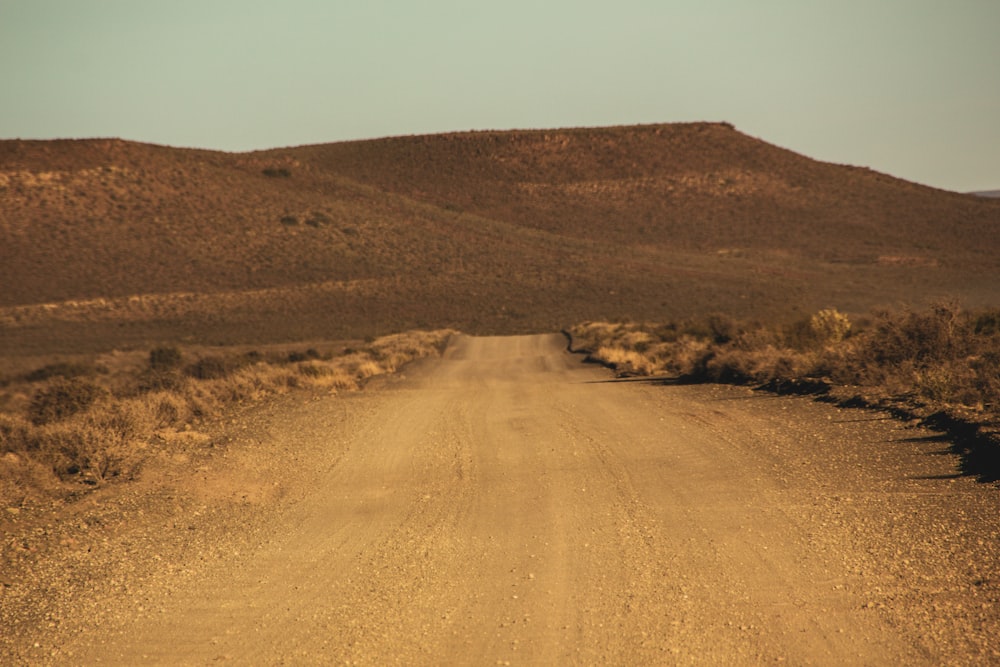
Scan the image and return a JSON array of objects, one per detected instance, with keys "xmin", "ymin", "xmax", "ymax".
[{"xmin": 8, "ymin": 334, "xmax": 1000, "ymax": 664}]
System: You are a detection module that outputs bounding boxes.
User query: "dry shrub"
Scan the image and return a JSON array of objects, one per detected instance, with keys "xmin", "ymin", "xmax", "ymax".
[
  {"xmin": 33, "ymin": 420, "xmax": 106, "ymax": 478},
  {"xmin": 181, "ymin": 382, "xmax": 222, "ymax": 420},
  {"xmin": 663, "ymin": 336, "xmax": 712, "ymax": 376},
  {"xmin": 6, "ymin": 400, "xmax": 143, "ymax": 481},
  {"xmin": 170, "ymin": 359, "xmax": 301, "ymax": 417},
  {"xmin": 835, "ymin": 303, "xmax": 999, "ymax": 407},
  {"xmin": 139, "ymin": 346, "xmax": 185, "ymax": 392},
  {"xmin": 973, "ymin": 310, "xmax": 1000, "ymax": 337},
  {"xmin": 373, "ymin": 352, "xmax": 407, "ymax": 373},
  {"xmin": 297, "ymin": 362, "xmax": 331, "ymax": 378},
  {"xmin": 90, "ymin": 399, "xmax": 154, "ymax": 448},
  {"xmin": 811, "ymin": 308, "xmax": 851, "ymax": 345},
  {"xmin": 913, "ymin": 364, "xmax": 973, "ymax": 404},
  {"xmin": 3, "ymin": 329, "xmax": 456, "ymax": 494},
  {"xmin": 240, "ymin": 364, "xmax": 299, "ymax": 394},
  {"xmin": 288, "ymin": 349, "xmax": 321, "ymax": 363},
  {"xmin": 311, "ymin": 369, "xmax": 357, "ymax": 390},
  {"xmin": 288, "ymin": 362, "xmax": 347, "ymax": 389},
  {"xmin": 571, "ymin": 321, "xmax": 683, "ymax": 376},
  {"xmin": 201, "ymin": 372, "xmax": 262, "ymax": 404},
  {"xmin": 0, "ymin": 413, "xmax": 32, "ymax": 453},
  {"xmin": 28, "ymin": 378, "xmax": 108, "ymax": 425},
  {"xmin": 24, "ymin": 361, "xmax": 98, "ymax": 383},
  {"xmin": 149, "ymin": 346, "xmax": 183, "ymax": 371},
  {"xmin": 705, "ymin": 313, "xmax": 743, "ymax": 344},
  {"xmin": 861, "ymin": 303, "xmax": 967, "ymax": 369},
  {"xmin": 353, "ymin": 359, "xmax": 385, "ymax": 380},
  {"xmin": 137, "ymin": 367, "xmax": 184, "ymax": 392},
  {"xmin": 145, "ymin": 390, "xmax": 193, "ymax": 428},
  {"xmin": 568, "ymin": 321, "xmax": 622, "ymax": 352},
  {"xmin": 185, "ymin": 355, "xmax": 235, "ymax": 380},
  {"xmin": 28, "ymin": 399, "xmax": 150, "ymax": 480},
  {"xmin": 369, "ymin": 330, "xmax": 453, "ymax": 366},
  {"xmin": 572, "ymin": 306, "xmax": 1000, "ymax": 418},
  {"xmin": 703, "ymin": 346, "xmax": 813, "ymax": 384},
  {"xmin": 784, "ymin": 308, "xmax": 852, "ymax": 351},
  {"xmin": 615, "ymin": 330, "xmax": 656, "ymax": 353},
  {"xmin": 335, "ymin": 330, "xmax": 454, "ymax": 382},
  {"xmin": 593, "ymin": 345, "xmax": 659, "ymax": 376}
]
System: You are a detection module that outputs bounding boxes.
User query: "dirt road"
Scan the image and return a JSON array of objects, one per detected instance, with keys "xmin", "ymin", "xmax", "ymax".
[{"xmin": 4, "ymin": 334, "xmax": 999, "ymax": 664}]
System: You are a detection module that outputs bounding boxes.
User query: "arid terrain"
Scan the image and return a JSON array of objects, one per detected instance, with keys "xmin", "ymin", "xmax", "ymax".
[
  {"xmin": 2, "ymin": 124, "xmax": 999, "ymax": 664},
  {"xmin": 3, "ymin": 123, "xmax": 999, "ymax": 357},
  {"xmin": 2, "ymin": 336, "xmax": 998, "ymax": 664}
]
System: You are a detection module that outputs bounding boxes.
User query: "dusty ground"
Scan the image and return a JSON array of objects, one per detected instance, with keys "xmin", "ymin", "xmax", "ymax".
[{"xmin": 2, "ymin": 334, "xmax": 998, "ymax": 665}]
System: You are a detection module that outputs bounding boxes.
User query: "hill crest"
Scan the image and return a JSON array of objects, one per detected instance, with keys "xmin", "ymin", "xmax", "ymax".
[{"xmin": 2, "ymin": 123, "xmax": 998, "ymax": 354}]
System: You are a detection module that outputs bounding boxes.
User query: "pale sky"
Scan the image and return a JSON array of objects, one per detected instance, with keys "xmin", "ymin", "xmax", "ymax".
[{"xmin": 1, "ymin": 0, "xmax": 997, "ymax": 192}]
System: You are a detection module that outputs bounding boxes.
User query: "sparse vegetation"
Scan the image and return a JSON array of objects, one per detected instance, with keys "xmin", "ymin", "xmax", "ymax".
[
  {"xmin": 0, "ymin": 330, "xmax": 454, "ymax": 497},
  {"xmin": 23, "ymin": 361, "xmax": 100, "ymax": 383},
  {"xmin": 569, "ymin": 304, "xmax": 1000, "ymax": 477},
  {"xmin": 185, "ymin": 355, "xmax": 242, "ymax": 380},
  {"xmin": 149, "ymin": 346, "xmax": 183, "ymax": 371},
  {"xmin": 572, "ymin": 304, "xmax": 1000, "ymax": 404},
  {"xmin": 27, "ymin": 378, "xmax": 108, "ymax": 426},
  {"xmin": 138, "ymin": 347, "xmax": 185, "ymax": 392},
  {"xmin": 3, "ymin": 126, "xmax": 999, "ymax": 358}
]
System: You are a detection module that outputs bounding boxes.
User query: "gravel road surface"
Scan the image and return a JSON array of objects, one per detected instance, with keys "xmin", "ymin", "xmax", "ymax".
[{"xmin": 2, "ymin": 334, "xmax": 998, "ymax": 665}]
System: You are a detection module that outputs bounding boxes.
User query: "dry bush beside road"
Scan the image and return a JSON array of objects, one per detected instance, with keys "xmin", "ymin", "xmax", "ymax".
[
  {"xmin": 0, "ymin": 330, "xmax": 454, "ymax": 505},
  {"xmin": 569, "ymin": 304, "xmax": 1000, "ymax": 479}
]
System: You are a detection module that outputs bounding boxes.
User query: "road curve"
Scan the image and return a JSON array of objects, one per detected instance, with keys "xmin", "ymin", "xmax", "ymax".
[{"xmin": 22, "ymin": 334, "xmax": 1000, "ymax": 664}]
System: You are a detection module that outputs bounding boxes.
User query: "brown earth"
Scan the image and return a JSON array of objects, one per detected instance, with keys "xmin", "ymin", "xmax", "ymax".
[
  {"xmin": 2, "ymin": 335, "xmax": 997, "ymax": 665},
  {"xmin": 3, "ymin": 123, "xmax": 999, "ymax": 357}
]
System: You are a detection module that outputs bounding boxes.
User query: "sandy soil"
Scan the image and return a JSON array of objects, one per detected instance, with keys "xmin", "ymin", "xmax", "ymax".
[{"xmin": 2, "ymin": 334, "xmax": 998, "ymax": 665}]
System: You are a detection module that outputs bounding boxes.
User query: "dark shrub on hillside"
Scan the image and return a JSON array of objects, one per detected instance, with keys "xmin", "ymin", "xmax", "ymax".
[
  {"xmin": 25, "ymin": 362, "xmax": 99, "ymax": 383},
  {"xmin": 974, "ymin": 310, "xmax": 1000, "ymax": 337},
  {"xmin": 149, "ymin": 346, "xmax": 183, "ymax": 371},
  {"xmin": 185, "ymin": 356, "xmax": 235, "ymax": 380},
  {"xmin": 28, "ymin": 378, "xmax": 107, "ymax": 425},
  {"xmin": 287, "ymin": 349, "xmax": 321, "ymax": 363},
  {"xmin": 136, "ymin": 346, "xmax": 185, "ymax": 392},
  {"xmin": 262, "ymin": 167, "xmax": 291, "ymax": 177},
  {"xmin": 184, "ymin": 357, "xmax": 232, "ymax": 380}
]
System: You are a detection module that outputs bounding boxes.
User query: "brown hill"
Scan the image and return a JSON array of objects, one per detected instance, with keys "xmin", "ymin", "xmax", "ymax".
[{"xmin": 2, "ymin": 123, "xmax": 998, "ymax": 356}]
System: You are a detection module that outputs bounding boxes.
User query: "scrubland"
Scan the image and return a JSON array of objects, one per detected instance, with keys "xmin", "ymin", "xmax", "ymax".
[
  {"xmin": 4, "ymin": 125, "xmax": 1000, "ymax": 357},
  {"xmin": 4, "ymin": 125, "xmax": 1000, "ymax": 491},
  {"xmin": 0, "ymin": 330, "xmax": 453, "ymax": 506},
  {"xmin": 569, "ymin": 304, "xmax": 1000, "ymax": 480}
]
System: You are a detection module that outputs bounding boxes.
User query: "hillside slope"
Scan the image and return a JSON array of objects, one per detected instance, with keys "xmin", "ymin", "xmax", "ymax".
[
  {"xmin": 2, "ymin": 123, "xmax": 998, "ymax": 354},
  {"xmin": 280, "ymin": 123, "xmax": 998, "ymax": 261}
]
